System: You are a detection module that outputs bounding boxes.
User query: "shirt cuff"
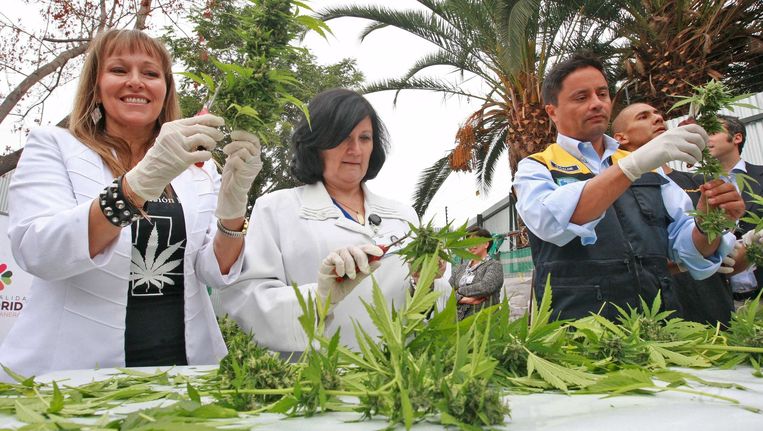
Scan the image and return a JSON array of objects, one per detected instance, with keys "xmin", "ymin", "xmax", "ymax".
[{"xmin": 682, "ymin": 231, "xmax": 735, "ymax": 280}]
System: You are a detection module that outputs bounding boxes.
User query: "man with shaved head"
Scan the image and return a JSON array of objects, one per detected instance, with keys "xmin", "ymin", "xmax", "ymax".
[
  {"xmin": 612, "ymin": 103, "xmax": 737, "ymax": 324},
  {"xmin": 612, "ymin": 103, "xmax": 684, "ymax": 178},
  {"xmin": 612, "ymin": 103, "xmax": 668, "ymax": 153}
]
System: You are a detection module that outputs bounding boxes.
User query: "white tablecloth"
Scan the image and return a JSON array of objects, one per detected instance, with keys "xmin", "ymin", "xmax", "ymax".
[{"xmin": 2, "ymin": 366, "xmax": 763, "ymax": 430}]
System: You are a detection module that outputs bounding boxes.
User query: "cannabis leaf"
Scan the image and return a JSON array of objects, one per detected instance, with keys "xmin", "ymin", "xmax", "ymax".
[{"xmin": 131, "ymin": 223, "xmax": 184, "ymax": 294}]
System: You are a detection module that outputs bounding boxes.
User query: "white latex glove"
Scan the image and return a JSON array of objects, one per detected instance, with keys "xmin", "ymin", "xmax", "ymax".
[
  {"xmin": 717, "ymin": 240, "xmax": 742, "ymax": 274},
  {"xmin": 125, "ymin": 114, "xmax": 224, "ymax": 202},
  {"xmin": 216, "ymin": 130, "xmax": 263, "ymax": 219},
  {"xmin": 742, "ymin": 229, "xmax": 763, "ymax": 248},
  {"xmin": 618, "ymin": 124, "xmax": 709, "ymax": 181},
  {"xmin": 316, "ymin": 244, "xmax": 383, "ymax": 306}
]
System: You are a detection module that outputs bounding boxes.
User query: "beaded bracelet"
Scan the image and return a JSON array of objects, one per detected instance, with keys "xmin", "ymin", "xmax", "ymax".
[{"xmin": 99, "ymin": 176, "xmax": 145, "ymax": 227}]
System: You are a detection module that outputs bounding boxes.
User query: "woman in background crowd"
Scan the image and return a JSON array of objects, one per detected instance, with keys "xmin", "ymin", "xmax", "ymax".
[{"xmin": 450, "ymin": 227, "xmax": 504, "ymax": 320}]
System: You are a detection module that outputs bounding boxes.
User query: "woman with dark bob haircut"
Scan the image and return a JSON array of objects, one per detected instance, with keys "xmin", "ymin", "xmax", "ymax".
[
  {"xmin": 291, "ymin": 88, "xmax": 388, "ymax": 184},
  {"xmin": 220, "ymin": 88, "xmax": 451, "ymax": 354}
]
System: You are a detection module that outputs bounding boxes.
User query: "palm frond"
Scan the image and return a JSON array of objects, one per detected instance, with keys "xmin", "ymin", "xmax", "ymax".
[
  {"xmin": 359, "ymin": 77, "xmax": 489, "ymax": 106},
  {"xmin": 318, "ymin": 5, "xmax": 458, "ymax": 54},
  {"xmin": 475, "ymin": 126, "xmax": 508, "ymax": 195},
  {"xmin": 503, "ymin": 0, "xmax": 541, "ymax": 76},
  {"xmin": 412, "ymin": 155, "xmax": 452, "ymax": 217},
  {"xmin": 322, "ymin": 0, "xmax": 624, "ymax": 197}
]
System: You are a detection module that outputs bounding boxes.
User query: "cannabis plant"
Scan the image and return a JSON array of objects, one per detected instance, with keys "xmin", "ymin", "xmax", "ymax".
[
  {"xmin": 214, "ymin": 316, "xmax": 296, "ymax": 410},
  {"xmin": 397, "ymin": 221, "xmax": 490, "ymax": 275},
  {"xmin": 671, "ymin": 80, "xmax": 754, "ymax": 241}
]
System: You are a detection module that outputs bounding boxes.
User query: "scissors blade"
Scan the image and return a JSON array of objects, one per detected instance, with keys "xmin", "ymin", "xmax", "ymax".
[
  {"xmin": 688, "ymin": 101, "xmax": 698, "ymax": 119},
  {"xmin": 380, "ymin": 232, "xmax": 411, "ymax": 259},
  {"xmin": 388, "ymin": 232, "xmax": 411, "ymax": 249},
  {"xmin": 380, "ymin": 246, "xmax": 410, "ymax": 260},
  {"xmin": 204, "ymin": 84, "xmax": 222, "ymax": 111}
]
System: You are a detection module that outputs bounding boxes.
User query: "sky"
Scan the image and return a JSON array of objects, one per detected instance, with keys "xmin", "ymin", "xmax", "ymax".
[{"xmin": 0, "ymin": 0, "xmax": 513, "ymax": 226}]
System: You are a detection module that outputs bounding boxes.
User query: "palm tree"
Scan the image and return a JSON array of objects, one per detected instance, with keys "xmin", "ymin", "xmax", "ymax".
[
  {"xmin": 611, "ymin": 0, "xmax": 763, "ymax": 114},
  {"xmin": 318, "ymin": 0, "xmax": 615, "ymax": 215}
]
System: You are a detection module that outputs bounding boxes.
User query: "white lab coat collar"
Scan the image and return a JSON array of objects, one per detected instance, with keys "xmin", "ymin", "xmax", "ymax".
[
  {"xmin": 299, "ymin": 182, "xmax": 344, "ymax": 221},
  {"xmin": 299, "ymin": 181, "xmax": 412, "ymax": 222}
]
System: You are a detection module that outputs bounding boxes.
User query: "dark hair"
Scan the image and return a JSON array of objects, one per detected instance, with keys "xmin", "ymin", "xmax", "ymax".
[
  {"xmin": 290, "ymin": 88, "xmax": 389, "ymax": 184},
  {"xmin": 467, "ymin": 226, "xmax": 493, "ymax": 250},
  {"xmin": 542, "ymin": 53, "xmax": 608, "ymax": 106},
  {"xmin": 718, "ymin": 115, "xmax": 747, "ymax": 153}
]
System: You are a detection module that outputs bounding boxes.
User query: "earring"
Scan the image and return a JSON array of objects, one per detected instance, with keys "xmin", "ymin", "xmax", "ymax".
[{"xmin": 90, "ymin": 104, "xmax": 102, "ymax": 124}]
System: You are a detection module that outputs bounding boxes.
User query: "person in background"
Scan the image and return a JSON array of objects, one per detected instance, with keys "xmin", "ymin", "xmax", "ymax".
[
  {"xmin": 612, "ymin": 103, "xmax": 738, "ymax": 325},
  {"xmin": 218, "ymin": 88, "xmax": 451, "ymax": 354},
  {"xmin": 513, "ymin": 53, "xmax": 744, "ymax": 321},
  {"xmin": 706, "ymin": 115, "xmax": 763, "ymax": 306},
  {"xmin": 449, "ymin": 226, "xmax": 504, "ymax": 320},
  {"xmin": 0, "ymin": 29, "xmax": 261, "ymax": 380}
]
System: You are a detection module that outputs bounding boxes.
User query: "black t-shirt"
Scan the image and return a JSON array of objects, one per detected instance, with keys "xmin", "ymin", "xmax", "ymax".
[{"xmin": 125, "ymin": 188, "xmax": 188, "ymax": 366}]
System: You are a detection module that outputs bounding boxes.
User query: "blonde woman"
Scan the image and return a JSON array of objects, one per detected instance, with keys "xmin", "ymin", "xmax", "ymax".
[{"xmin": 0, "ymin": 29, "xmax": 261, "ymax": 379}]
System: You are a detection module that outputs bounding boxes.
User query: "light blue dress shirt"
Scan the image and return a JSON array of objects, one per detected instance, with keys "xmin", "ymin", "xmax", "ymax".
[{"xmin": 513, "ymin": 133, "xmax": 734, "ymax": 280}]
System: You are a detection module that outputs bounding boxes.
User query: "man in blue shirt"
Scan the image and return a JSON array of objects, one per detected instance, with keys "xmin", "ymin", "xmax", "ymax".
[{"xmin": 514, "ymin": 53, "xmax": 744, "ymax": 320}]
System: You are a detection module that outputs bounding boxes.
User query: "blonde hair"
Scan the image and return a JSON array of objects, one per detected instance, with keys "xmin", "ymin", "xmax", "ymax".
[{"xmin": 69, "ymin": 29, "xmax": 181, "ymax": 177}]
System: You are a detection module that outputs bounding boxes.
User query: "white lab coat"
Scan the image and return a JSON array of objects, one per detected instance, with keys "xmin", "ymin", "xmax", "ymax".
[
  {"xmin": 0, "ymin": 127, "xmax": 244, "ymax": 380},
  {"xmin": 217, "ymin": 181, "xmax": 450, "ymax": 353}
]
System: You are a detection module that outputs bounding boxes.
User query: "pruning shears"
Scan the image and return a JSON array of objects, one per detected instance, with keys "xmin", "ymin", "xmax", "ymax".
[
  {"xmin": 688, "ymin": 101, "xmax": 698, "ymax": 122},
  {"xmin": 334, "ymin": 232, "xmax": 411, "ymax": 282},
  {"xmin": 194, "ymin": 85, "xmax": 223, "ymax": 168},
  {"xmin": 197, "ymin": 84, "xmax": 221, "ymax": 116},
  {"xmin": 679, "ymin": 102, "xmax": 701, "ymax": 168}
]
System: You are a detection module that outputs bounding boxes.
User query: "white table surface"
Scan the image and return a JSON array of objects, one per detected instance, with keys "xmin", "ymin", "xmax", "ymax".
[{"xmin": 2, "ymin": 366, "xmax": 763, "ymax": 430}]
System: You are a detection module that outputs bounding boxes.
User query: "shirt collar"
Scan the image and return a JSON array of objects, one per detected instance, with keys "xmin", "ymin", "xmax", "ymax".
[
  {"xmin": 731, "ymin": 159, "xmax": 747, "ymax": 173},
  {"xmin": 556, "ymin": 133, "xmax": 620, "ymax": 163}
]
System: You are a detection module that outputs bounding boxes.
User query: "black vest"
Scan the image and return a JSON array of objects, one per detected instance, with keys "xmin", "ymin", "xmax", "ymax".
[
  {"xmin": 667, "ymin": 170, "xmax": 733, "ymax": 325},
  {"xmin": 526, "ymin": 144, "xmax": 676, "ymax": 321}
]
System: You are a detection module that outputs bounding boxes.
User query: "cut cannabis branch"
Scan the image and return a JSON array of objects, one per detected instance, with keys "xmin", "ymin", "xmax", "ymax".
[{"xmin": 671, "ymin": 80, "xmax": 754, "ymax": 242}]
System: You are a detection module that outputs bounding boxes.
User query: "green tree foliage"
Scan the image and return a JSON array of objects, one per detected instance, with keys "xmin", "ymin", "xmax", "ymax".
[
  {"xmin": 164, "ymin": 0, "xmax": 363, "ymax": 202},
  {"xmin": 165, "ymin": 0, "xmax": 303, "ymax": 128}
]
